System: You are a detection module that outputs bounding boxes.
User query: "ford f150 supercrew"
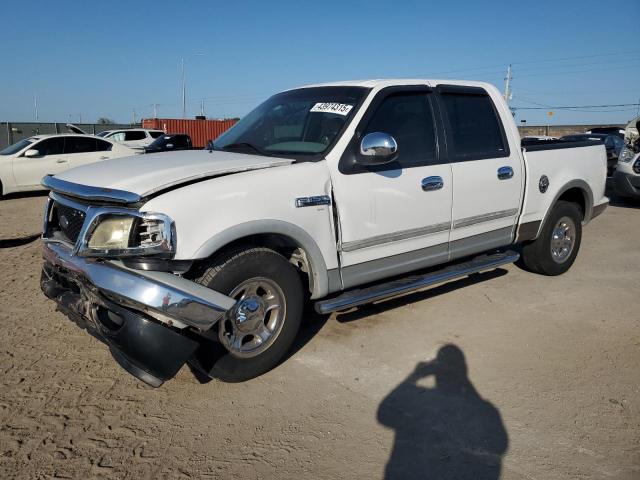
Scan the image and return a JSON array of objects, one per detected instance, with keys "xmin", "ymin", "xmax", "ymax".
[{"xmin": 40, "ymin": 79, "xmax": 608, "ymax": 387}]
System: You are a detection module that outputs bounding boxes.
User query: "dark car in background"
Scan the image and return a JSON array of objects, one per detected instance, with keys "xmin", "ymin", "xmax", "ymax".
[
  {"xmin": 560, "ymin": 133, "xmax": 625, "ymax": 176},
  {"xmin": 144, "ymin": 134, "xmax": 193, "ymax": 153},
  {"xmin": 584, "ymin": 127, "xmax": 625, "ymax": 138}
]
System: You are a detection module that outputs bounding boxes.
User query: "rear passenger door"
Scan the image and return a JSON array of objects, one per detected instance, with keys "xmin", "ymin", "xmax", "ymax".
[
  {"xmin": 331, "ymin": 86, "xmax": 453, "ymax": 288},
  {"xmin": 123, "ymin": 130, "xmax": 149, "ymax": 148},
  {"xmin": 436, "ymin": 85, "xmax": 523, "ymax": 259},
  {"xmin": 64, "ymin": 136, "xmax": 109, "ymax": 167}
]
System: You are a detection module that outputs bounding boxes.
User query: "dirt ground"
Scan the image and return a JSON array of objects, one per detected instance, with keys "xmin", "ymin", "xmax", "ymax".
[{"xmin": 0, "ymin": 191, "xmax": 638, "ymax": 479}]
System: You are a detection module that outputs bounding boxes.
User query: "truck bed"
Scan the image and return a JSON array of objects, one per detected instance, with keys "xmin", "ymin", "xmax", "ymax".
[{"xmin": 519, "ymin": 142, "xmax": 608, "ymax": 236}]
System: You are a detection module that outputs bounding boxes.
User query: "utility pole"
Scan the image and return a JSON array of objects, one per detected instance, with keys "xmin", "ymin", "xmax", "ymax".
[
  {"xmin": 200, "ymin": 98, "xmax": 206, "ymax": 117},
  {"xmin": 180, "ymin": 53, "xmax": 204, "ymax": 119},
  {"xmin": 152, "ymin": 103, "xmax": 158, "ymax": 118},
  {"xmin": 181, "ymin": 57, "xmax": 186, "ymax": 118},
  {"xmin": 78, "ymin": 113, "xmax": 82, "ymax": 123},
  {"xmin": 503, "ymin": 64, "xmax": 513, "ymax": 105},
  {"xmin": 132, "ymin": 108, "xmax": 137, "ymax": 125},
  {"xmin": 34, "ymin": 94, "xmax": 39, "ymax": 121}
]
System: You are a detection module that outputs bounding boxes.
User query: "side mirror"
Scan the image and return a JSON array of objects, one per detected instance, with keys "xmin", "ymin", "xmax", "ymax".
[
  {"xmin": 24, "ymin": 149, "xmax": 41, "ymax": 158},
  {"xmin": 166, "ymin": 143, "xmax": 174, "ymax": 149},
  {"xmin": 358, "ymin": 132, "xmax": 398, "ymax": 165}
]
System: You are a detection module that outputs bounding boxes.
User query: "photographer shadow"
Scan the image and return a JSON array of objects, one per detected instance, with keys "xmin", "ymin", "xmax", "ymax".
[{"xmin": 378, "ymin": 344, "xmax": 508, "ymax": 480}]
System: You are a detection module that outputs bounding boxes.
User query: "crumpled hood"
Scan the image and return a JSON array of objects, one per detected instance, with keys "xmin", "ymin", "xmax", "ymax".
[{"xmin": 53, "ymin": 150, "xmax": 293, "ymax": 197}]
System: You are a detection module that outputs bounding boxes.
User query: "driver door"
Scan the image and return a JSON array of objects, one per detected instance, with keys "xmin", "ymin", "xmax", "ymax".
[
  {"xmin": 329, "ymin": 87, "xmax": 453, "ymax": 288},
  {"xmin": 12, "ymin": 137, "xmax": 68, "ymax": 188}
]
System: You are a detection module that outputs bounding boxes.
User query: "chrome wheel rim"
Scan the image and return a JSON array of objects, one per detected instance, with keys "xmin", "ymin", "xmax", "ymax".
[
  {"xmin": 220, "ymin": 277, "xmax": 286, "ymax": 358},
  {"xmin": 550, "ymin": 216, "xmax": 576, "ymax": 264}
]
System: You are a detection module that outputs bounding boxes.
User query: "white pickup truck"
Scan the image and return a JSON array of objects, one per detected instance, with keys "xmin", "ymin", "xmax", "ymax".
[{"xmin": 40, "ymin": 79, "xmax": 608, "ymax": 387}]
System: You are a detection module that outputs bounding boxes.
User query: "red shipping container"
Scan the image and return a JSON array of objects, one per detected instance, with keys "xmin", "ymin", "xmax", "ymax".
[{"xmin": 142, "ymin": 118, "xmax": 238, "ymax": 148}]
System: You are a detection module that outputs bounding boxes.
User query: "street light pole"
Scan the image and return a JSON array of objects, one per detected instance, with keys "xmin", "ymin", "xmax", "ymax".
[
  {"xmin": 180, "ymin": 53, "xmax": 204, "ymax": 119},
  {"xmin": 181, "ymin": 56, "xmax": 186, "ymax": 118}
]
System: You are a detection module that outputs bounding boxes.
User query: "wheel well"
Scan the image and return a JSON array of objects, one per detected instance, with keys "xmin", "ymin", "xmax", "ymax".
[
  {"xmin": 190, "ymin": 233, "xmax": 314, "ymax": 296},
  {"xmin": 557, "ymin": 187, "xmax": 586, "ymax": 219}
]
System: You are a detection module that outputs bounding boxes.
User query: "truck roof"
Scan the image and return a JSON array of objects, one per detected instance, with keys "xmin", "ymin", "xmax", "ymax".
[{"xmin": 298, "ymin": 78, "xmax": 496, "ymax": 90}]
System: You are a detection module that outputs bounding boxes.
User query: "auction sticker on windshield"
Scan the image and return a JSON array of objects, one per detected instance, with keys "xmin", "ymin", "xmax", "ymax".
[{"xmin": 310, "ymin": 103, "xmax": 354, "ymax": 116}]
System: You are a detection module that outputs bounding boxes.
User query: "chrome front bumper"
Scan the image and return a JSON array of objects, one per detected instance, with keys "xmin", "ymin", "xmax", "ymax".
[
  {"xmin": 42, "ymin": 242, "xmax": 235, "ymax": 330},
  {"xmin": 41, "ymin": 242, "xmax": 236, "ymax": 386}
]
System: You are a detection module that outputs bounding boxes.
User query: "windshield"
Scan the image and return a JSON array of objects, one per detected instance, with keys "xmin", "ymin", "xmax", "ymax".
[
  {"xmin": 96, "ymin": 131, "xmax": 110, "ymax": 137},
  {"xmin": 0, "ymin": 138, "xmax": 35, "ymax": 155},
  {"xmin": 213, "ymin": 86, "xmax": 368, "ymax": 158}
]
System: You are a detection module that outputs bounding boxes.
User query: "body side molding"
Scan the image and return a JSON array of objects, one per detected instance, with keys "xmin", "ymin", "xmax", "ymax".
[{"xmin": 341, "ymin": 222, "xmax": 450, "ymax": 252}]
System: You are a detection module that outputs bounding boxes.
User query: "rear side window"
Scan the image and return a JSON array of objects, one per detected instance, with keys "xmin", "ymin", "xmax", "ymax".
[
  {"xmin": 95, "ymin": 139, "xmax": 113, "ymax": 151},
  {"xmin": 33, "ymin": 138, "xmax": 64, "ymax": 156},
  {"xmin": 173, "ymin": 136, "xmax": 189, "ymax": 148},
  {"xmin": 124, "ymin": 131, "xmax": 146, "ymax": 141},
  {"xmin": 149, "ymin": 131, "xmax": 163, "ymax": 138},
  {"xmin": 64, "ymin": 137, "xmax": 97, "ymax": 154},
  {"xmin": 439, "ymin": 92, "xmax": 508, "ymax": 161},
  {"xmin": 363, "ymin": 92, "xmax": 438, "ymax": 168}
]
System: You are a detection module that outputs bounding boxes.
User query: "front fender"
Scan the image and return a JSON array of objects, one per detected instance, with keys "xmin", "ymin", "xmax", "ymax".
[{"xmin": 141, "ymin": 161, "xmax": 339, "ymax": 299}]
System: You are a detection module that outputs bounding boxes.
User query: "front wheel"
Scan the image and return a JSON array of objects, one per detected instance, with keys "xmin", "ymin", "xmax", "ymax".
[
  {"xmin": 192, "ymin": 247, "xmax": 304, "ymax": 382},
  {"xmin": 519, "ymin": 200, "xmax": 583, "ymax": 276}
]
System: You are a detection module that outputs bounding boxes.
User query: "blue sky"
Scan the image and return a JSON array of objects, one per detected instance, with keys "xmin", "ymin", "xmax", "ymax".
[{"xmin": 1, "ymin": 0, "xmax": 639, "ymax": 126}]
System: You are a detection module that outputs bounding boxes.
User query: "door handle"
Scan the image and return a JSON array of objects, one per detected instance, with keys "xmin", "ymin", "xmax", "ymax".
[
  {"xmin": 56, "ymin": 159, "xmax": 68, "ymax": 164},
  {"xmin": 99, "ymin": 156, "xmax": 109, "ymax": 160},
  {"xmin": 497, "ymin": 166, "xmax": 514, "ymax": 180},
  {"xmin": 421, "ymin": 176, "xmax": 444, "ymax": 191}
]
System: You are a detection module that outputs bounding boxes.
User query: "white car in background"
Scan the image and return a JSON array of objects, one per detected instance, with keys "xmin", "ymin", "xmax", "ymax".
[
  {"xmin": 96, "ymin": 128, "xmax": 164, "ymax": 149},
  {"xmin": 0, "ymin": 134, "xmax": 137, "ymax": 196}
]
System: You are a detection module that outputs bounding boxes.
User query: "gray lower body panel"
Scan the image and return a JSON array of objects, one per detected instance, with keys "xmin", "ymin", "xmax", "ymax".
[
  {"xmin": 449, "ymin": 227, "xmax": 514, "ymax": 261},
  {"xmin": 341, "ymin": 243, "xmax": 449, "ymax": 290},
  {"xmin": 339, "ymin": 227, "xmax": 515, "ymax": 291}
]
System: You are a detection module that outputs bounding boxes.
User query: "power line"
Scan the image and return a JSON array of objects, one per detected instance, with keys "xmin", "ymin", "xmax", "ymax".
[
  {"xmin": 512, "ymin": 103, "xmax": 640, "ymax": 110},
  {"xmin": 420, "ymin": 49, "xmax": 640, "ymax": 78}
]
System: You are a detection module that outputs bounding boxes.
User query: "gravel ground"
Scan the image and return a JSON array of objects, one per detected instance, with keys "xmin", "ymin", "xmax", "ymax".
[{"xmin": 0, "ymin": 192, "xmax": 638, "ymax": 479}]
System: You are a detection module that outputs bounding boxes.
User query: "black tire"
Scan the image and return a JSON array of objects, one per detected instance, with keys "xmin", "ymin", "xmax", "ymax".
[
  {"xmin": 192, "ymin": 247, "xmax": 303, "ymax": 382},
  {"xmin": 520, "ymin": 200, "xmax": 582, "ymax": 276}
]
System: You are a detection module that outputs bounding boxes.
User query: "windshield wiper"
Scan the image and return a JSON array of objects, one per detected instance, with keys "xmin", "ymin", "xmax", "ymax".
[{"xmin": 221, "ymin": 142, "xmax": 268, "ymax": 156}]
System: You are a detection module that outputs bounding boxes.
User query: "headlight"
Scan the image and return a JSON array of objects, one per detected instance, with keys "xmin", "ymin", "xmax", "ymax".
[
  {"xmin": 618, "ymin": 146, "xmax": 636, "ymax": 163},
  {"xmin": 88, "ymin": 216, "xmax": 134, "ymax": 249},
  {"xmin": 79, "ymin": 211, "xmax": 174, "ymax": 258}
]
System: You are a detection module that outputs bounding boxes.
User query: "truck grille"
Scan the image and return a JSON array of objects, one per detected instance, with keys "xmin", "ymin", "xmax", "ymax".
[{"xmin": 53, "ymin": 203, "xmax": 86, "ymax": 243}]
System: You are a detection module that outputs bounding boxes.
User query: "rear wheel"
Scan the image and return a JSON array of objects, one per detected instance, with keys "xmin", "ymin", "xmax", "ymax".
[
  {"xmin": 192, "ymin": 247, "xmax": 304, "ymax": 382},
  {"xmin": 520, "ymin": 201, "xmax": 582, "ymax": 276}
]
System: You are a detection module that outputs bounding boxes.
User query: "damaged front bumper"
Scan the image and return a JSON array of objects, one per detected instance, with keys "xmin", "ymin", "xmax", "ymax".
[{"xmin": 41, "ymin": 242, "xmax": 236, "ymax": 387}]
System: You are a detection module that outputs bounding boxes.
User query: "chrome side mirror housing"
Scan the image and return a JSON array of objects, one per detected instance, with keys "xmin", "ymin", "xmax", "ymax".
[
  {"xmin": 358, "ymin": 132, "xmax": 398, "ymax": 165},
  {"xmin": 24, "ymin": 149, "xmax": 41, "ymax": 158}
]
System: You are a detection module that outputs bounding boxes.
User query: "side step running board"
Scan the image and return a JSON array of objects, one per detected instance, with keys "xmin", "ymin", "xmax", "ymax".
[{"xmin": 315, "ymin": 250, "xmax": 520, "ymax": 314}]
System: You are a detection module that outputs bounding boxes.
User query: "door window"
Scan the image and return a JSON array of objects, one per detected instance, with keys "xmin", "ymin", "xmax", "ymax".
[
  {"xmin": 110, "ymin": 132, "xmax": 126, "ymax": 142},
  {"xmin": 173, "ymin": 136, "xmax": 188, "ymax": 148},
  {"xmin": 439, "ymin": 92, "xmax": 508, "ymax": 161},
  {"xmin": 95, "ymin": 139, "xmax": 113, "ymax": 151},
  {"xmin": 124, "ymin": 131, "xmax": 146, "ymax": 141},
  {"xmin": 32, "ymin": 138, "xmax": 64, "ymax": 156},
  {"xmin": 64, "ymin": 137, "xmax": 98, "ymax": 154},
  {"xmin": 363, "ymin": 92, "xmax": 438, "ymax": 168}
]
